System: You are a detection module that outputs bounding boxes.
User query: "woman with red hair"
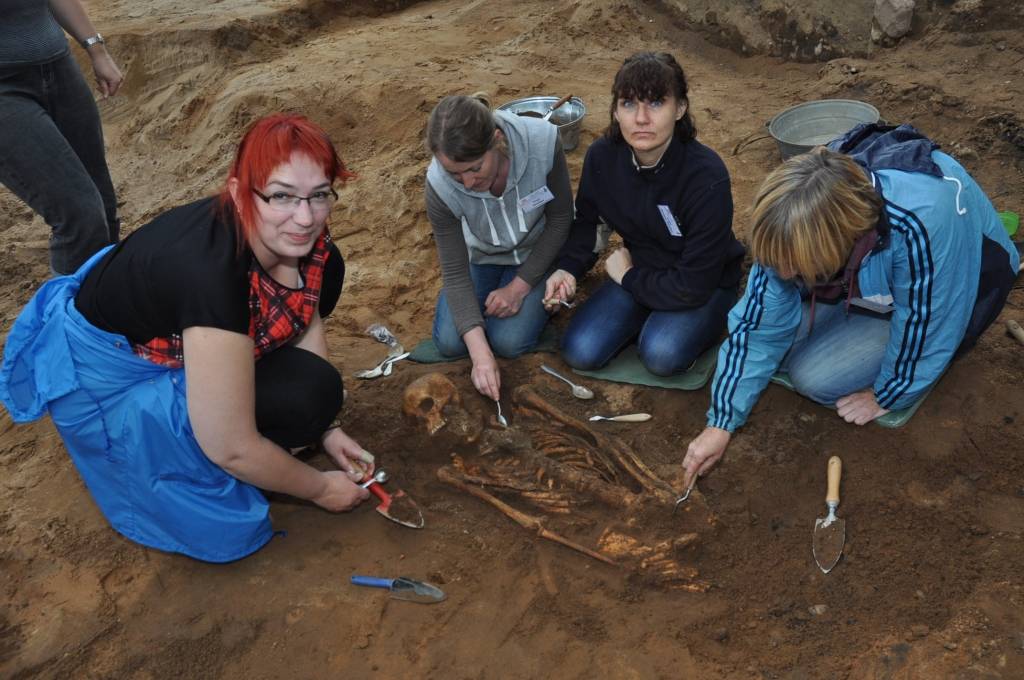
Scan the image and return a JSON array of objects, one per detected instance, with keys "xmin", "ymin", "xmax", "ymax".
[{"xmin": 0, "ymin": 114, "xmax": 371, "ymax": 562}]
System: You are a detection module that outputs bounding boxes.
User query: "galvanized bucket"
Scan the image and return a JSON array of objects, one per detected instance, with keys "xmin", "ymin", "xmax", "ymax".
[
  {"xmin": 496, "ymin": 96, "xmax": 587, "ymax": 151},
  {"xmin": 733, "ymin": 99, "xmax": 880, "ymax": 160},
  {"xmin": 768, "ymin": 99, "xmax": 880, "ymax": 159}
]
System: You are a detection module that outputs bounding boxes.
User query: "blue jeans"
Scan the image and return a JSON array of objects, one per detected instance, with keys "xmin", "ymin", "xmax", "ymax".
[
  {"xmin": 0, "ymin": 53, "xmax": 119, "ymax": 274},
  {"xmin": 780, "ymin": 301, "xmax": 891, "ymax": 405},
  {"xmin": 432, "ymin": 263, "xmax": 550, "ymax": 358},
  {"xmin": 560, "ymin": 280, "xmax": 737, "ymax": 376}
]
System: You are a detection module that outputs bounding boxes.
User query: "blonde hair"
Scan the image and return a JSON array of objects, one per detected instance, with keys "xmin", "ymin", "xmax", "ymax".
[{"xmin": 749, "ymin": 147, "xmax": 882, "ymax": 284}]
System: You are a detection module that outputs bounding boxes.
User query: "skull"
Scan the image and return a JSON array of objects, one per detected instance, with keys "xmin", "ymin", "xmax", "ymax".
[{"xmin": 403, "ymin": 373, "xmax": 461, "ymax": 435}]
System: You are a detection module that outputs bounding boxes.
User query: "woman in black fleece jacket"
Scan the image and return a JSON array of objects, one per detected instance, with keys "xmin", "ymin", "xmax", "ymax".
[{"xmin": 544, "ymin": 52, "xmax": 745, "ymax": 376}]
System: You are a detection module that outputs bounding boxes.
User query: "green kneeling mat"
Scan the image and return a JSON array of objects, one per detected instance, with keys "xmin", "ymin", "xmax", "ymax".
[
  {"xmin": 571, "ymin": 344, "xmax": 718, "ymax": 391},
  {"xmin": 998, "ymin": 211, "xmax": 1018, "ymax": 237},
  {"xmin": 769, "ymin": 372, "xmax": 933, "ymax": 429},
  {"xmin": 408, "ymin": 325, "xmax": 559, "ymax": 364}
]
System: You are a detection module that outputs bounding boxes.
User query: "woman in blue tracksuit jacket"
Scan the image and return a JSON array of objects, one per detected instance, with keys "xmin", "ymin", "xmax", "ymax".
[{"xmin": 681, "ymin": 124, "xmax": 1020, "ymax": 489}]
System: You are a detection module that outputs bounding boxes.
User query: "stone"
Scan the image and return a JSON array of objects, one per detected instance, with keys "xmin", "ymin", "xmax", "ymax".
[
  {"xmin": 713, "ymin": 627, "xmax": 729, "ymax": 642},
  {"xmin": 809, "ymin": 604, "xmax": 828, "ymax": 616},
  {"xmin": 874, "ymin": 0, "xmax": 915, "ymax": 39},
  {"xmin": 944, "ymin": 641, "xmax": 958, "ymax": 650},
  {"xmin": 911, "ymin": 624, "xmax": 930, "ymax": 639}
]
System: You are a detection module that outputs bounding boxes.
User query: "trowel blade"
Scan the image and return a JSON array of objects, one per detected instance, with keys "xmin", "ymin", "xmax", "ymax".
[
  {"xmin": 812, "ymin": 516, "xmax": 846, "ymax": 573},
  {"xmin": 390, "ymin": 577, "xmax": 446, "ymax": 604},
  {"xmin": 376, "ymin": 488, "xmax": 425, "ymax": 529}
]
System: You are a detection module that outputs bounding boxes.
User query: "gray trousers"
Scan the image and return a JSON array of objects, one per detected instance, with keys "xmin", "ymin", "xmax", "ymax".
[{"xmin": 0, "ymin": 51, "xmax": 119, "ymax": 274}]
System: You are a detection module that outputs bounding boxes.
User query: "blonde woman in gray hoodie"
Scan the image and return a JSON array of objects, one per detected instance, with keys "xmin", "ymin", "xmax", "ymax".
[{"xmin": 425, "ymin": 94, "xmax": 573, "ymax": 400}]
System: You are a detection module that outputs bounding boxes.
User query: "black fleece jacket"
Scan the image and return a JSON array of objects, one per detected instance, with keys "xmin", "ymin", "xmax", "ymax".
[{"xmin": 556, "ymin": 135, "xmax": 745, "ymax": 310}]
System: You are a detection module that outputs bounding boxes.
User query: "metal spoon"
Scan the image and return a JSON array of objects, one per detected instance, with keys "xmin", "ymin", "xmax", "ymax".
[
  {"xmin": 588, "ymin": 413, "xmax": 652, "ymax": 423},
  {"xmin": 354, "ymin": 351, "xmax": 411, "ymax": 379},
  {"xmin": 672, "ymin": 479, "xmax": 697, "ymax": 514},
  {"xmin": 540, "ymin": 364, "xmax": 594, "ymax": 400},
  {"xmin": 495, "ymin": 399, "xmax": 508, "ymax": 428},
  {"xmin": 360, "ymin": 469, "xmax": 389, "ymax": 488},
  {"xmin": 543, "ymin": 298, "xmax": 576, "ymax": 309}
]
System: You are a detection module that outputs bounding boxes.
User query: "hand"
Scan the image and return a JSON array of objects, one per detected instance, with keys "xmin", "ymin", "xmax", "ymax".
[
  {"xmin": 836, "ymin": 389, "xmax": 889, "ymax": 425},
  {"xmin": 484, "ymin": 276, "xmax": 531, "ymax": 318},
  {"xmin": 604, "ymin": 247, "xmax": 633, "ymax": 285},
  {"xmin": 322, "ymin": 426, "xmax": 376, "ymax": 479},
  {"xmin": 470, "ymin": 352, "xmax": 501, "ymax": 401},
  {"xmin": 681, "ymin": 427, "xmax": 731, "ymax": 492},
  {"xmin": 543, "ymin": 269, "xmax": 577, "ymax": 312},
  {"xmin": 310, "ymin": 470, "xmax": 369, "ymax": 512},
  {"xmin": 88, "ymin": 48, "xmax": 123, "ymax": 98}
]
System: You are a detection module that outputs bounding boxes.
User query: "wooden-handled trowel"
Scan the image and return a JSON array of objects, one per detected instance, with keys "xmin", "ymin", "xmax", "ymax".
[{"xmin": 812, "ymin": 456, "xmax": 845, "ymax": 574}]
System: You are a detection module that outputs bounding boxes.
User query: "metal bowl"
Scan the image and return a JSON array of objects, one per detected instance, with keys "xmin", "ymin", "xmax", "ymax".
[
  {"xmin": 768, "ymin": 99, "xmax": 880, "ymax": 159},
  {"xmin": 496, "ymin": 96, "xmax": 587, "ymax": 151}
]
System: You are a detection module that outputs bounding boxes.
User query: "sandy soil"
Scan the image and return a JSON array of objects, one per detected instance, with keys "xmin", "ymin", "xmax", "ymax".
[{"xmin": 2, "ymin": 0, "xmax": 1023, "ymax": 677}]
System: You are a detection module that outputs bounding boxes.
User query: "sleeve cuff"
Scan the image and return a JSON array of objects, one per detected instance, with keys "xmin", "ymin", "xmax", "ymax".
[
  {"xmin": 454, "ymin": 319, "xmax": 484, "ymax": 339},
  {"xmin": 515, "ymin": 265, "xmax": 543, "ymax": 288},
  {"xmin": 619, "ymin": 267, "xmax": 638, "ymax": 293},
  {"xmin": 556, "ymin": 256, "xmax": 586, "ymax": 280},
  {"xmin": 707, "ymin": 416, "xmax": 739, "ymax": 433}
]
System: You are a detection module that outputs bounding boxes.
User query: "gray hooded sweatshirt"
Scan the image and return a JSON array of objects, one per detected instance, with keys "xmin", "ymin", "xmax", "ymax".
[{"xmin": 425, "ymin": 111, "xmax": 572, "ymax": 336}]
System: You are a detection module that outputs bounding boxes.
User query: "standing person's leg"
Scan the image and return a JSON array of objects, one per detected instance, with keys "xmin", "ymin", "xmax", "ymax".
[
  {"xmin": 48, "ymin": 54, "xmax": 120, "ymax": 247},
  {"xmin": 781, "ymin": 302, "xmax": 891, "ymax": 405},
  {"xmin": 0, "ymin": 59, "xmax": 114, "ymax": 275},
  {"xmin": 484, "ymin": 266, "xmax": 552, "ymax": 358},
  {"xmin": 431, "ymin": 264, "xmax": 504, "ymax": 358},
  {"xmin": 637, "ymin": 286, "xmax": 737, "ymax": 376},
  {"xmin": 560, "ymin": 279, "xmax": 649, "ymax": 370}
]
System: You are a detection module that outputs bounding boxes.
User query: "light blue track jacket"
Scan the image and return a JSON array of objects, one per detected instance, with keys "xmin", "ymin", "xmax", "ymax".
[{"xmin": 708, "ymin": 125, "xmax": 1019, "ymax": 432}]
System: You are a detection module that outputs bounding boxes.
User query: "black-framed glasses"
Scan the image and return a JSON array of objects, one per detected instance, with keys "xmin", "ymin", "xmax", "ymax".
[{"xmin": 253, "ymin": 187, "xmax": 338, "ymax": 213}]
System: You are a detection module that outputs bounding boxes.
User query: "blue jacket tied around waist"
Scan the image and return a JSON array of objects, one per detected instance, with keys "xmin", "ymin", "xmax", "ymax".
[
  {"xmin": 708, "ymin": 124, "xmax": 1020, "ymax": 432},
  {"xmin": 0, "ymin": 247, "xmax": 272, "ymax": 562}
]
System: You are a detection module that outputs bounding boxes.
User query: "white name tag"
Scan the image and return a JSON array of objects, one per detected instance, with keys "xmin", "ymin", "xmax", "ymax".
[
  {"xmin": 518, "ymin": 186, "xmax": 555, "ymax": 212},
  {"xmin": 850, "ymin": 297, "xmax": 894, "ymax": 314},
  {"xmin": 658, "ymin": 205, "xmax": 682, "ymax": 237}
]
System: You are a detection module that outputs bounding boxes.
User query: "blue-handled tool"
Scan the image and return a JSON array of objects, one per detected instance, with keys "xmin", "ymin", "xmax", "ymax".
[{"xmin": 350, "ymin": 575, "xmax": 446, "ymax": 604}]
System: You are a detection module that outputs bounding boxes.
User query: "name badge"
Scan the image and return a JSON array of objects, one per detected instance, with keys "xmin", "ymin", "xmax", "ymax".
[
  {"xmin": 518, "ymin": 186, "xmax": 555, "ymax": 212},
  {"xmin": 658, "ymin": 205, "xmax": 682, "ymax": 237}
]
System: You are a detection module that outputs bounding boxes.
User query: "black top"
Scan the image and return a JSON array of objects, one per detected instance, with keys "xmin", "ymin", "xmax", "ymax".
[
  {"xmin": 75, "ymin": 197, "xmax": 343, "ymax": 343},
  {"xmin": 0, "ymin": 0, "xmax": 68, "ymax": 67},
  {"xmin": 556, "ymin": 135, "xmax": 745, "ymax": 310}
]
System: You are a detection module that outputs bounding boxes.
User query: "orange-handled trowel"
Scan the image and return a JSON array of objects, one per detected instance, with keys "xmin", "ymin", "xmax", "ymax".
[{"xmin": 812, "ymin": 456, "xmax": 846, "ymax": 574}]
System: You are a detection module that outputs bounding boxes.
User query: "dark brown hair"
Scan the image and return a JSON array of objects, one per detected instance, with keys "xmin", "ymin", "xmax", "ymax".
[{"xmin": 605, "ymin": 52, "xmax": 696, "ymax": 144}]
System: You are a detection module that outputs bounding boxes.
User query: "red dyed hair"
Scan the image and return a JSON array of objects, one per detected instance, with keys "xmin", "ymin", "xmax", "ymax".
[{"xmin": 219, "ymin": 113, "xmax": 355, "ymax": 246}]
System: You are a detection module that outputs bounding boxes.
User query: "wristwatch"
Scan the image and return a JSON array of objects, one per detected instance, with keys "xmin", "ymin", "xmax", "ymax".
[{"xmin": 80, "ymin": 33, "xmax": 105, "ymax": 49}]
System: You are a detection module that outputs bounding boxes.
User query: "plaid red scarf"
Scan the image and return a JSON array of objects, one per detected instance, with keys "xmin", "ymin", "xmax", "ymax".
[{"xmin": 133, "ymin": 232, "xmax": 331, "ymax": 367}]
